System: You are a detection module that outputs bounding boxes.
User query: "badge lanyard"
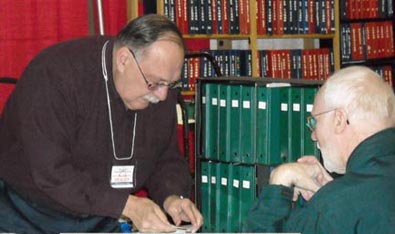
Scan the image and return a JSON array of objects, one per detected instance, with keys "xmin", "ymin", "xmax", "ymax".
[{"xmin": 101, "ymin": 41, "xmax": 137, "ymax": 161}]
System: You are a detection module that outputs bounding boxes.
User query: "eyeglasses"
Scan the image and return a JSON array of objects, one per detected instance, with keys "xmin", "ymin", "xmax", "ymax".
[
  {"xmin": 128, "ymin": 48, "xmax": 181, "ymax": 91},
  {"xmin": 306, "ymin": 109, "xmax": 337, "ymax": 131}
]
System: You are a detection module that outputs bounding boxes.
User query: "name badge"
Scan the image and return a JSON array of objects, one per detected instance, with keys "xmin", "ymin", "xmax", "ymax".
[{"xmin": 111, "ymin": 165, "xmax": 135, "ymax": 188}]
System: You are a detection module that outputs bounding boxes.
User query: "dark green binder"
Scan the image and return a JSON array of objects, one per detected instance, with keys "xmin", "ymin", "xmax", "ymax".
[
  {"xmin": 217, "ymin": 163, "xmax": 230, "ymax": 232},
  {"xmin": 209, "ymin": 161, "xmax": 218, "ymax": 232},
  {"xmin": 200, "ymin": 161, "xmax": 211, "ymax": 232},
  {"xmin": 256, "ymin": 86, "xmax": 269, "ymax": 164},
  {"xmin": 239, "ymin": 85, "xmax": 256, "ymax": 164},
  {"xmin": 288, "ymin": 87, "xmax": 302, "ymax": 162},
  {"xmin": 279, "ymin": 87, "xmax": 290, "ymax": 163},
  {"xmin": 301, "ymin": 87, "xmax": 319, "ymax": 158},
  {"xmin": 218, "ymin": 85, "xmax": 228, "ymax": 161},
  {"xmin": 267, "ymin": 87, "xmax": 282, "ymax": 165},
  {"xmin": 204, "ymin": 83, "xmax": 219, "ymax": 159},
  {"xmin": 238, "ymin": 165, "xmax": 256, "ymax": 232},
  {"xmin": 226, "ymin": 163, "xmax": 240, "ymax": 232},
  {"xmin": 227, "ymin": 85, "xmax": 241, "ymax": 163}
]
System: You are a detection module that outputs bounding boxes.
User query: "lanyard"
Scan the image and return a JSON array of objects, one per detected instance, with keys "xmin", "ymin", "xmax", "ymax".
[{"xmin": 101, "ymin": 41, "xmax": 137, "ymax": 161}]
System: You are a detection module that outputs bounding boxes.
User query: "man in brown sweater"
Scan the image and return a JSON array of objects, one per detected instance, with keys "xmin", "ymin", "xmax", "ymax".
[{"xmin": 0, "ymin": 14, "xmax": 202, "ymax": 233}]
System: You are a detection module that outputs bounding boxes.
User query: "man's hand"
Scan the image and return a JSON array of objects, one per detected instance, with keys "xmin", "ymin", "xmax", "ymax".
[
  {"xmin": 270, "ymin": 157, "xmax": 333, "ymax": 201},
  {"xmin": 163, "ymin": 195, "xmax": 203, "ymax": 233},
  {"xmin": 121, "ymin": 195, "xmax": 174, "ymax": 233}
]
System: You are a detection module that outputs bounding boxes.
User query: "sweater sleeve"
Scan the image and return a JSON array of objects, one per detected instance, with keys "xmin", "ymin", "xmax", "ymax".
[
  {"xmin": 242, "ymin": 185, "xmax": 294, "ymax": 232},
  {"xmin": 144, "ymin": 91, "xmax": 193, "ymax": 207}
]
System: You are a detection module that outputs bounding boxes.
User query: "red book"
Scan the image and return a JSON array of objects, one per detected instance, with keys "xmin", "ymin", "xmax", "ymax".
[
  {"xmin": 175, "ymin": 0, "xmax": 184, "ymax": 33},
  {"xmin": 212, "ymin": 0, "xmax": 218, "ymax": 34},
  {"xmin": 257, "ymin": 0, "xmax": 267, "ymax": 34},
  {"xmin": 308, "ymin": 0, "xmax": 315, "ymax": 34},
  {"xmin": 222, "ymin": 0, "xmax": 230, "ymax": 34},
  {"xmin": 350, "ymin": 23, "xmax": 365, "ymax": 60},
  {"xmin": 277, "ymin": 0, "xmax": 284, "ymax": 35},
  {"xmin": 302, "ymin": 50, "xmax": 310, "ymax": 79},
  {"xmin": 272, "ymin": 0, "xmax": 278, "ymax": 34}
]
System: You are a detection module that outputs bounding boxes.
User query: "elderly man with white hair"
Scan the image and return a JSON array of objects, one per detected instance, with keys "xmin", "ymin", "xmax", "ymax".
[{"xmin": 243, "ymin": 66, "xmax": 395, "ymax": 234}]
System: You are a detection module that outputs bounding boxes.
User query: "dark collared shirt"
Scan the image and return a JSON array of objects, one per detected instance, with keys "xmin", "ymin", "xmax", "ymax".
[{"xmin": 244, "ymin": 128, "xmax": 395, "ymax": 234}]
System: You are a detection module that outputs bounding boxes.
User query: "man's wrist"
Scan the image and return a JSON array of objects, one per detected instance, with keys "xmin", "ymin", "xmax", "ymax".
[{"xmin": 269, "ymin": 164, "xmax": 295, "ymax": 187}]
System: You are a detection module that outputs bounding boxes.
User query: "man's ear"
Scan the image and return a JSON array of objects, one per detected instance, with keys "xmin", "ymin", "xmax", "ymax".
[
  {"xmin": 115, "ymin": 47, "xmax": 131, "ymax": 73},
  {"xmin": 334, "ymin": 108, "xmax": 348, "ymax": 134}
]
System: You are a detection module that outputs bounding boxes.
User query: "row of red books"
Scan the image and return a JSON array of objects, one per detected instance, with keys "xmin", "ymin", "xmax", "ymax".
[
  {"xmin": 341, "ymin": 0, "xmax": 393, "ymax": 19},
  {"xmin": 257, "ymin": 0, "xmax": 335, "ymax": 35},
  {"xmin": 341, "ymin": 20, "xmax": 394, "ymax": 61},
  {"xmin": 165, "ymin": 0, "xmax": 251, "ymax": 35},
  {"xmin": 258, "ymin": 48, "xmax": 335, "ymax": 80}
]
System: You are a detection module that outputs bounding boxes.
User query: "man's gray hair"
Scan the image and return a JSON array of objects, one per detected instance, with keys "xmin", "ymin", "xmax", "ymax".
[
  {"xmin": 114, "ymin": 14, "xmax": 185, "ymax": 54},
  {"xmin": 321, "ymin": 66, "xmax": 395, "ymax": 125}
]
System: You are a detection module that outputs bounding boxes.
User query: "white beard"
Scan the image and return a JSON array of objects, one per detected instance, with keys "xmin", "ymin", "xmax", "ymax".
[
  {"xmin": 319, "ymin": 142, "xmax": 346, "ymax": 174},
  {"xmin": 143, "ymin": 94, "xmax": 160, "ymax": 104}
]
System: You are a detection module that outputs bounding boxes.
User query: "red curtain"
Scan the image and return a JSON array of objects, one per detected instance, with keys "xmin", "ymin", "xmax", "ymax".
[{"xmin": 0, "ymin": 0, "xmax": 127, "ymax": 79}]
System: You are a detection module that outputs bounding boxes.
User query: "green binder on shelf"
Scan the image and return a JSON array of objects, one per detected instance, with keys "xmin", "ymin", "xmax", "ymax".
[
  {"xmin": 227, "ymin": 163, "xmax": 240, "ymax": 232},
  {"xmin": 204, "ymin": 83, "xmax": 219, "ymax": 160},
  {"xmin": 239, "ymin": 85, "xmax": 256, "ymax": 164},
  {"xmin": 226, "ymin": 85, "xmax": 241, "ymax": 163},
  {"xmin": 288, "ymin": 87, "xmax": 302, "ymax": 162},
  {"xmin": 201, "ymin": 84, "xmax": 207, "ymax": 157},
  {"xmin": 218, "ymin": 85, "xmax": 228, "ymax": 161},
  {"xmin": 256, "ymin": 86, "xmax": 269, "ymax": 164},
  {"xmin": 266, "ymin": 87, "xmax": 282, "ymax": 165},
  {"xmin": 209, "ymin": 161, "xmax": 218, "ymax": 232},
  {"xmin": 301, "ymin": 87, "xmax": 319, "ymax": 158},
  {"xmin": 279, "ymin": 87, "xmax": 290, "ymax": 163},
  {"xmin": 238, "ymin": 165, "xmax": 256, "ymax": 232},
  {"xmin": 200, "ymin": 161, "xmax": 211, "ymax": 232},
  {"xmin": 217, "ymin": 163, "xmax": 230, "ymax": 232}
]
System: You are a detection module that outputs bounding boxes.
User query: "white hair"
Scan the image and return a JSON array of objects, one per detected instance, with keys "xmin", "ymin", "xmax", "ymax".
[{"xmin": 321, "ymin": 66, "xmax": 395, "ymax": 125}]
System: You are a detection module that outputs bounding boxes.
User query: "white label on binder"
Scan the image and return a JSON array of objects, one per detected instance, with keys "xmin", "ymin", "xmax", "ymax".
[
  {"xmin": 243, "ymin": 180, "xmax": 251, "ymax": 189},
  {"xmin": 307, "ymin": 104, "xmax": 313, "ymax": 112},
  {"xmin": 202, "ymin": 175, "xmax": 208, "ymax": 183},
  {"xmin": 232, "ymin": 100, "xmax": 239, "ymax": 107},
  {"xmin": 212, "ymin": 98, "xmax": 218, "ymax": 106},
  {"xmin": 233, "ymin": 179, "xmax": 240, "ymax": 188},
  {"xmin": 293, "ymin": 103, "xmax": 300, "ymax": 111},
  {"xmin": 211, "ymin": 176, "xmax": 216, "ymax": 184},
  {"xmin": 220, "ymin": 99, "xmax": 226, "ymax": 107},
  {"xmin": 202, "ymin": 96, "xmax": 206, "ymax": 104},
  {"xmin": 243, "ymin": 101, "xmax": 250, "ymax": 109},
  {"xmin": 281, "ymin": 103, "xmax": 288, "ymax": 111},
  {"xmin": 221, "ymin": 177, "xmax": 227, "ymax": 186},
  {"xmin": 258, "ymin": 101, "xmax": 267, "ymax": 109}
]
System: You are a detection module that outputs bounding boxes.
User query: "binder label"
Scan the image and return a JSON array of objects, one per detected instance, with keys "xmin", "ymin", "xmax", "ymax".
[
  {"xmin": 293, "ymin": 103, "xmax": 300, "ymax": 111},
  {"xmin": 242, "ymin": 180, "xmax": 251, "ymax": 189},
  {"xmin": 281, "ymin": 103, "xmax": 288, "ymax": 111},
  {"xmin": 202, "ymin": 175, "xmax": 208, "ymax": 183},
  {"xmin": 211, "ymin": 176, "xmax": 217, "ymax": 184},
  {"xmin": 232, "ymin": 100, "xmax": 239, "ymax": 107},
  {"xmin": 233, "ymin": 179, "xmax": 240, "ymax": 188},
  {"xmin": 220, "ymin": 99, "xmax": 226, "ymax": 107},
  {"xmin": 243, "ymin": 101, "xmax": 250, "ymax": 109},
  {"xmin": 307, "ymin": 104, "xmax": 313, "ymax": 112},
  {"xmin": 212, "ymin": 98, "xmax": 218, "ymax": 105},
  {"xmin": 258, "ymin": 101, "xmax": 267, "ymax": 109},
  {"xmin": 221, "ymin": 177, "xmax": 228, "ymax": 185},
  {"xmin": 202, "ymin": 96, "xmax": 206, "ymax": 104}
]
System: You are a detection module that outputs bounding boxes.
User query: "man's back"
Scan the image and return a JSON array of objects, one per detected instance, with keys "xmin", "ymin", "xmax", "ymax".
[{"xmin": 286, "ymin": 128, "xmax": 395, "ymax": 234}]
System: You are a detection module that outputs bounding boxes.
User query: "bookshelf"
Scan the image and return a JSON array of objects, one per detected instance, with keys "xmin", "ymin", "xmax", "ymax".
[
  {"xmin": 339, "ymin": 0, "xmax": 395, "ymax": 85},
  {"xmin": 156, "ymin": 0, "xmax": 340, "ymax": 75}
]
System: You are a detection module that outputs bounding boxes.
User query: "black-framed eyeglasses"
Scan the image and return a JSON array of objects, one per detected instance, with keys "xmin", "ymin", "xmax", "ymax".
[
  {"xmin": 306, "ymin": 109, "xmax": 337, "ymax": 131},
  {"xmin": 128, "ymin": 48, "xmax": 181, "ymax": 91}
]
